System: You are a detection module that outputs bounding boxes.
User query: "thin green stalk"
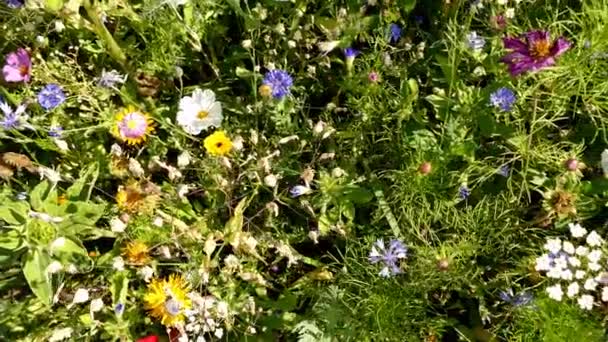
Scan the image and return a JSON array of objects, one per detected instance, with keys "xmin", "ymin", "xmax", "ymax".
[{"xmin": 83, "ymin": 0, "xmax": 127, "ymax": 68}]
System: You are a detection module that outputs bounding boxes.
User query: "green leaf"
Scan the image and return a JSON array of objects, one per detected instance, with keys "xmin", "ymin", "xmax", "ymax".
[
  {"xmin": 0, "ymin": 200, "xmax": 29, "ymax": 225},
  {"xmin": 275, "ymin": 292, "xmax": 298, "ymax": 311},
  {"xmin": 225, "ymin": 197, "xmax": 250, "ymax": 236},
  {"xmin": 30, "ymin": 181, "xmax": 57, "ymax": 213},
  {"xmin": 110, "ymin": 273, "xmax": 129, "ymax": 313},
  {"xmin": 339, "ymin": 185, "xmax": 373, "ymax": 204},
  {"xmin": 398, "ymin": 0, "xmax": 417, "ymax": 13},
  {"xmin": 0, "ymin": 229, "xmax": 25, "ymax": 251},
  {"xmin": 51, "ymin": 237, "xmax": 87, "ymax": 256},
  {"xmin": 64, "ymin": 201, "xmax": 105, "ymax": 226},
  {"xmin": 66, "ymin": 164, "xmax": 99, "ymax": 202},
  {"xmin": 23, "ymin": 249, "xmax": 52, "ymax": 306},
  {"xmin": 318, "ymin": 213, "xmax": 332, "ymax": 236}
]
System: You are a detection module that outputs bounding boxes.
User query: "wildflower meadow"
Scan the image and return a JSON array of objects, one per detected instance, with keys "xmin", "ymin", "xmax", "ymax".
[{"xmin": 3, "ymin": 0, "xmax": 608, "ymax": 341}]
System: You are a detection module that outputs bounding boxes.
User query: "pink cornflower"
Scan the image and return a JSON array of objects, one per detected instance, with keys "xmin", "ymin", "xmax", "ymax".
[
  {"xmin": 501, "ymin": 30, "xmax": 570, "ymax": 76},
  {"xmin": 2, "ymin": 48, "xmax": 31, "ymax": 83},
  {"xmin": 368, "ymin": 71, "xmax": 380, "ymax": 83}
]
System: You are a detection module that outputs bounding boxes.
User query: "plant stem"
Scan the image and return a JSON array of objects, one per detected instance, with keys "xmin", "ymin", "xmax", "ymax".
[{"xmin": 83, "ymin": 0, "xmax": 127, "ymax": 68}]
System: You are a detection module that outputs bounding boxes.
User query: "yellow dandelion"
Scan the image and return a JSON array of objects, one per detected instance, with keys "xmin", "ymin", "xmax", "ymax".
[
  {"xmin": 111, "ymin": 106, "xmax": 155, "ymax": 145},
  {"xmin": 144, "ymin": 274, "xmax": 192, "ymax": 327},
  {"xmin": 122, "ymin": 240, "xmax": 151, "ymax": 265},
  {"xmin": 204, "ymin": 131, "xmax": 233, "ymax": 156}
]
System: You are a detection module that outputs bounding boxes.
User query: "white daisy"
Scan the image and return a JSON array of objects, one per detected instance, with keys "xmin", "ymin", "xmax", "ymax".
[
  {"xmin": 562, "ymin": 241, "xmax": 575, "ymax": 254},
  {"xmin": 569, "ymin": 223, "xmax": 587, "ymax": 238},
  {"xmin": 176, "ymin": 89, "xmax": 223, "ymax": 135},
  {"xmin": 587, "ymin": 249, "xmax": 602, "ymax": 263},
  {"xmin": 584, "ymin": 278, "xmax": 598, "ymax": 291},
  {"xmin": 543, "ymin": 238, "xmax": 562, "ymax": 254},
  {"xmin": 575, "ymin": 270, "xmax": 586, "ymax": 279},
  {"xmin": 586, "ymin": 230, "xmax": 603, "ymax": 247},
  {"xmin": 566, "ymin": 282, "xmax": 579, "ymax": 298}
]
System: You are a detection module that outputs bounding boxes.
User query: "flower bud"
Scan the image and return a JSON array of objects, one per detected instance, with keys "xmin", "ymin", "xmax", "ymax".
[{"xmin": 418, "ymin": 162, "xmax": 432, "ymax": 175}]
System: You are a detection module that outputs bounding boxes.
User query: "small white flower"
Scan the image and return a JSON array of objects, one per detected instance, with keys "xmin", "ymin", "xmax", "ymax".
[
  {"xmin": 90, "ymin": 298, "xmax": 104, "ymax": 312},
  {"xmin": 176, "ymin": 89, "xmax": 223, "ymax": 135},
  {"xmin": 264, "ymin": 174, "xmax": 278, "ymax": 188},
  {"xmin": 553, "ymin": 256, "xmax": 568, "ymax": 270},
  {"xmin": 110, "ymin": 217, "xmax": 126, "ymax": 233},
  {"xmin": 589, "ymin": 262, "xmax": 601, "ymax": 271},
  {"xmin": 152, "ymin": 216, "xmax": 164, "ymax": 227},
  {"xmin": 547, "ymin": 267, "xmax": 562, "ymax": 279},
  {"xmin": 112, "ymin": 257, "xmax": 125, "ymax": 271},
  {"xmin": 576, "ymin": 246, "xmax": 589, "ymax": 256},
  {"xmin": 46, "ymin": 261, "xmax": 63, "ymax": 274},
  {"xmin": 562, "ymin": 241, "xmax": 575, "ymax": 254},
  {"xmin": 569, "ymin": 223, "xmax": 587, "ymax": 238},
  {"xmin": 586, "ymin": 230, "xmax": 603, "ymax": 247},
  {"xmin": 66, "ymin": 264, "xmax": 78, "ymax": 274},
  {"xmin": 139, "ymin": 266, "xmax": 155, "ymax": 282},
  {"xmin": 177, "ymin": 184, "xmax": 191, "ymax": 199},
  {"xmin": 54, "ymin": 139, "xmax": 69, "ymax": 151},
  {"xmin": 128, "ymin": 158, "xmax": 145, "ymax": 177},
  {"xmin": 543, "ymin": 238, "xmax": 562, "ymax": 254},
  {"xmin": 496, "ymin": 0, "xmax": 508, "ymax": 4},
  {"xmin": 214, "ymin": 327, "xmax": 224, "ymax": 339},
  {"xmin": 72, "ymin": 288, "xmax": 90, "ymax": 304},
  {"xmin": 49, "ymin": 327, "xmax": 73, "ymax": 342},
  {"xmin": 216, "ymin": 301, "xmax": 229, "ymax": 318},
  {"xmin": 601, "ymin": 149, "xmax": 608, "ymax": 177},
  {"xmin": 584, "ymin": 278, "xmax": 598, "ymax": 291},
  {"xmin": 505, "ymin": 8, "xmax": 515, "ymax": 18},
  {"xmin": 50, "ymin": 237, "xmax": 66, "ymax": 249},
  {"xmin": 560, "ymin": 269, "xmax": 573, "ymax": 280},
  {"xmin": 232, "ymin": 135, "xmax": 244, "ymax": 151},
  {"xmin": 568, "ymin": 256, "xmax": 581, "ymax": 267},
  {"xmin": 546, "ymin": 284, "xmax": 563, "ymax": 301},
  {"xmin": 567, "ymin": 282, "xmax": 580, "ymax": 297},
  {"xmin": 241, "ymin": 39, "xmax": 252, "ymax": 49},
  {"xmin": 575, "ymin": 270, "xmax": 586, "ymax": 279},
  {"xmin": 535, "ymin": 254, "xmax": 552, "ymax": 271},
  {"xmin": 578, "ymin": 294, "xmax": 594, "ymax": 310},
  {"xmin": 602, "ymin": 287, "xmax": 608, "ymax": 302},
  {"xmin": 224, "ymin": 254, "xmax": 240, "ymax": 272},
  {"xmin": 177, "ymin": 151, "xmax": 191, "ymax": 168},
  {"xmin": 587, "ymin": 249, "xmax": 602, "ymax": 263},
  {"xmin": 317, "ymin": 40, "xmax": 340, "ymax": 54},
  {"xmin": 204, "ymin": 237, "xmax": 217, "ymax": 256},
  {"xmin": 37, "ymin": 166, "xmax": 61, "ymax": 184}
]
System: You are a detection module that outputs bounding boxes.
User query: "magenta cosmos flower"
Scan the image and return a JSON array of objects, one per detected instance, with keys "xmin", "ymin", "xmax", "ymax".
[
  {"xmin": 3, "ymin": 48, "xmax": 31, "ymax": 83},
  {"xmin": 501, "ymin": 30, "xmax": 570, "ymax": 76}
]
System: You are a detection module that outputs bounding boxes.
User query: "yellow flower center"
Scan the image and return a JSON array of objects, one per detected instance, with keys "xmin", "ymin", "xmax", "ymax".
[
  {"xmin": 259, "ymin": 84, "xmax": 272, "ymax": 97},
  {"xmin": 197, "ymin": 110, "xmax": 209, "ymax": 119},
  {"xmin": 530, "ymin": 40, "xmax": 551, "ymax": 58},
  {"xmin": 127, "ymin": 119, "xmax": 138, "ymax": 129}
]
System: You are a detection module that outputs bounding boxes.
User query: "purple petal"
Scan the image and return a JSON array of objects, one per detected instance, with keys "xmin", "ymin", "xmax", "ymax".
[
  {"xmin": 551, "ymin": 37, "xmax": 571, "ymax": 57},
  {"xmin": 525, "ymin": 30, "xmax": 550, "ymax": 46},
  {"xmin": 529, "ymin": 57, "xmax": 556, "ymax": 71},
  {"xmin": 2, "ymin": 65, "xmax": 24, "ymax": 82},
  {"xmin": 503, "ymin": 37, "xmax": 528, "ymax": 53},
  {"xmin": 500, "ymin": 51, "xmax": 531, "ymax": 64}
]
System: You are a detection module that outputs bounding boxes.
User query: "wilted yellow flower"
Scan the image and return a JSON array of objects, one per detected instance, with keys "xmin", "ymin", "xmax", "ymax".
[{"xmin": 122, "ymin": 240, "xmax": 151, "ymax": 265}]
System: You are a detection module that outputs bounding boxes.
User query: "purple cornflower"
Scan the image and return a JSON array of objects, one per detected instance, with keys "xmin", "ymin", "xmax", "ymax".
[
  {"xmin": 459, "ymin": 185, "xmax": 470, "ymax": 200},
  {"xmin": 0, "ymin": 100, "xmax": 28, "ymax": 130},
  {"xmin": 501, "ymin": 30, "xmax": 571, "ymax": 76},
  {"xmin": 368, "ymin": 71, "xmax": 380, "ymax": 83},
  {"xmin": 114, "ymin": 303, "xmax": 124, "ymax": 315},
  {"xmin": 97, "ymin": 69, "xmax": 126, "ymax": 88},
  {"xmin": 2, "ymin": 48, "xmax": 31, "ymax": 83},
  {"xmin": 490, "ymin": 87, "xmax": 516, "ymax": 111},
  {"xmin": 4, "ymin": 0, "xmax": 24, "ymax": 8},
  {"xmin": 389, "ymin": 24, "xmax": 402, "ymax": 43},
  {"xmin": 48, "ymin": 125, "xmax": 63, "ymax": 138},
  {"xmin": 369, "ymin": 238, "xmax": 408, "ymax": 277},
  {"xmin": 466, "ymin": 31, "xmax": 485, "ymax": 51},
  {"xmin": 499, "ymin": 288, "xmax": 533, "ymax": 306},
  {"xmin": 343, "ymin": 47, "xmax": 360, "ymax": 59},
  {"xmin": 38, "ymin": 84, "xmax": 66, "ymax": 110},
  {"xmin": 262, "ymin": 69, "xmax": 293, "ymax": 99}
]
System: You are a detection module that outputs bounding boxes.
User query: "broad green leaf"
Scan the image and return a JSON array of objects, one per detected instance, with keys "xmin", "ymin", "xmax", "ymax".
[
  {"xmin": 0, "ymin": 201, "xmax": 29, "ymax": 225},
  {"xmin": 318, "ymin": 213, "xmax": 332, "ymax": 236},
  {"xmin": 51, "ymin": 237, "xmax": 87, "ymax": 256},
  {"xmin": 30, "ymin": 181, "xmax": 57, "ymax": 213},
  {"xmin": 66, "ymin": 164, "xmax": 99, "ymax": 202},
  {"xmin": 339, "ymin": 185, "xmax": 373, "ymax": 204},
  {"xmin": 398, "ymin": 0, "xmax": 417, "ymax": 13},
  {"xmin": 110, "ymin": 273, "xmax": 129, "ymax": 313},
  {"xmin": 23, "ymin": 249, "xmax": 52, "ymax": 306},
  {"xmin": 63, "ymin": 201, "xmax": 105, "ymax": 226},
  {"xmin": 0, "ymin": 230, "xmax": 24, "ymax": 251}
]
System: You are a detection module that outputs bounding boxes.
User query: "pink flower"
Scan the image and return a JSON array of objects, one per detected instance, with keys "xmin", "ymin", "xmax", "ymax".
[
  {"xmin": 500, "ymin": 30, "xmax": 570, "ymax": 76},
  {"xmin": 3, "ymin": 48, "xmax": 31, "ymax": 83}
]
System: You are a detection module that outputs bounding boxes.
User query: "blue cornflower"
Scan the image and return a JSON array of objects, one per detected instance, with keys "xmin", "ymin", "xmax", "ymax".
[
  {"xmin": 262, "ymin": 69, "xmax": 293, "ymax": 99},
  {"xmin": 458, "ymin": 185, "xmax": 470, "ymax": 200},
  {"xmin": 369, "ymin": 238, "xmax": 408, "ymax": 277},
  {"xmin": 490, "ymin": 87, "xmax": 516, "ymax": 112},
  {"xmin": 389, "ymin": 23, "xmax": 402, "ymax": 43},
  {"xmin": 343, "ymin": 47, "xmax": 360, "ymax": 59},
  {"xmin": 0, "ymin": 100, "xmax": 28, "ymax": 130},
  {"xmin": 498, "ymin": 165, "xmax": 510, "ymax": 177},
  {"xmin": 114, "ymin": 303, "xmax": 125, "ymax": 315},
  {"xmin": 499, "ymin": 288, "xmax": 533, "ymax": 307},
  {"xmin": 48, "ymin": 125, "xmax": 63, "ymax": 138},
  {"xmin": 4, "ymin": 0, "xmax": 24, "ymax": 8},
  {"xmin": 37, "ymin": 84, "xmax": 66, "ymax": 110},
  {"xmin": 290, "ymin": 185, "xmax": 311, "ymax": 198},
  {"xmin": 97, "ymin": 69, "xmax": 126, "ymax": 88},
  {"xmin": 466, "ymin": 31, "xmax": 485, "ymax": 51}
]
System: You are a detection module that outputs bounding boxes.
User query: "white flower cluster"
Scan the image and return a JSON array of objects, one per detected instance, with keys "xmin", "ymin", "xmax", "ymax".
[
  {"xmin": 184, "ymin": 293, "xmax": 230, "ymax": 341},
  {"xmin": 535, "ymin": 223, "xmax": 607, "ymax": 310}
]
